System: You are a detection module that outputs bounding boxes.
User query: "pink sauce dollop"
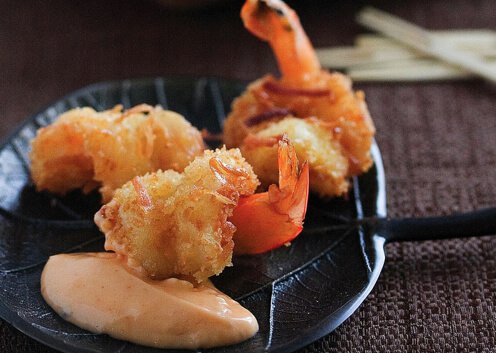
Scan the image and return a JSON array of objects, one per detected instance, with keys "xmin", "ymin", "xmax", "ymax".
[{"xmin": 41, "ymin": 252, "xmax": 258, "ymax": 349}]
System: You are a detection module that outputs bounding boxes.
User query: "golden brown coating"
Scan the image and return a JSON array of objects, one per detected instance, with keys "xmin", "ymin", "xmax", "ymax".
[
  {"xmin": 30, "ymin": 104, "xmax": 205, "ymax": 202},
  {"xmin": 223, "ymin": 0, "xmax": 375, "ymax": 198},
  {"xmin": 241, "ymin": 117, "xmax": 350, "ymax": 197},
  {"xmin": 94, "ymin": 147, "xmax": 259, "ymax": 282},
  {"xmin": 223, "ymin": 73, "xmax": 375, "ymax": 182}
]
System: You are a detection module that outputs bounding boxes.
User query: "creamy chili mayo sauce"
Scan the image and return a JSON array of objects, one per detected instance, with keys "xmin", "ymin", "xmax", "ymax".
[{"xmin": 41, "ymin": 252, "xmax": 258, "ymax": 349}]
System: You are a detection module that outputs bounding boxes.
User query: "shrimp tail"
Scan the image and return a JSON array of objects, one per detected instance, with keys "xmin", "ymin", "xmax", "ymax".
[
  {"xmin": 241, "ymin": 0, "xmax": 321, "ymax": 83},
  {"xmin": 230, "ymin": 135, "xmax": 309, "ymax": 254}
]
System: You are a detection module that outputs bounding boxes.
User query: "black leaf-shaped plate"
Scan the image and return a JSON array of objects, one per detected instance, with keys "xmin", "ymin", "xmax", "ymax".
[{"xmin": 0, "ymin": 77, "xmax": 386, "ymax": 353}]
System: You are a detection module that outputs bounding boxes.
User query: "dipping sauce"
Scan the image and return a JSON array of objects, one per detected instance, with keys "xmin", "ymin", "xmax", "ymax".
[{"xmin": 41, "ymin": 253, "xmax": 258, "ymax": 349}]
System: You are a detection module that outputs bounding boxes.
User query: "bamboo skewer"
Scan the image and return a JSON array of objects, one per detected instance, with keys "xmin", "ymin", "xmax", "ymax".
[
  {"xmin": 317, "ymin": 46, "xmax": 422, "ymax": 69},
  {"xmin": 317, "ymin": 39, "xmax": 496, "ymax": 82},
  {"xmin": 349, "ymin": 60, "xmax": 496, "ymax": 82},
  {"xmin": 356, "ymin": 31, "xmax": 496, "ymax": 55},
  {"xmin": 355, "ymin": 7, "xmax": 496, "ymax": 83},
  {"xmin": 315, "ymin": 10, "xmax": 496, "ymax": 82},
  {"xmin": 317, "ymin": 31, "xmax": 496, "ymax": 69}
]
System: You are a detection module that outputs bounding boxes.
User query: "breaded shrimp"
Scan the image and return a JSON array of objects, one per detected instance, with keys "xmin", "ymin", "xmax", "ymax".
[
  {"xmin": 223, "ymin": 0, "xmax": 375, "ymax": 197},
  {"xmin": 241, "ymin": 117, "xmax": 349, "ymax": 197},
  {"xmin": 232, "ymin": 135, "xmax": 309, "ymax": 254},
  {"xmin": 30, "ymin": 104, "xmax": 205, "ymax": 202},
  {"xmin": 94, "ymin": 147, "xmax": 259, "ymax": 282}
]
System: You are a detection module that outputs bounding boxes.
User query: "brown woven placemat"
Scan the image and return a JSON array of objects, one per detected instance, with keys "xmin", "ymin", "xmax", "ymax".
[
  {"xmin": 1, "ymin": 0, "xmax": 496, "ymax": 352},
  {"xmin": 298, "ymin": 79, "xmax": 496, "ymax": 352}
]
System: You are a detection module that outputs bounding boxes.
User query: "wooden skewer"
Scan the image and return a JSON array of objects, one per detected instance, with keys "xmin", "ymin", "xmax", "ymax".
[
  {"xmin": 317, "ymin": 46, "xmax": 421, "ymax": 69},
  {"xmin": 317, "ymin": 31, "xmax": 496, "ymax": 70},
  {"xmin": 349, "ymin": 59, "xmax": 479, "ymax": 82},
  {"xmin": 356, "ymin": 30, "xmax": 496, "ymax": 52},
  {"xmin": 356, "ymin": 7, "xmax": 496, "ymax": 83},
  {"xmin": 317, "ymin": 46, "xmax": 496, "ymax": 72}
]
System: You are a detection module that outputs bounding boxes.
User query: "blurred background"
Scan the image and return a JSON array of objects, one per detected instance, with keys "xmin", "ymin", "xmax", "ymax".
[
  {"xmin": 3, "ymin": 0, "xmax": 332, "ymax": 103},
  {"xmin": 3, "ymin": 0, "xmax": 493, "ymax": 139}
]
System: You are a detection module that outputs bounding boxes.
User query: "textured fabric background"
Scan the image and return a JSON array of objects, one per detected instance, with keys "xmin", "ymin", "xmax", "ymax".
[{"xmin": 1, "ymin": 0, "xmax": 495, "ymax": 352}]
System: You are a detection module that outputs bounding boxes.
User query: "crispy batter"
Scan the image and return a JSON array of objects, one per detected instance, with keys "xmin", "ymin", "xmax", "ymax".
[
  {"xmin": 30, "ymin": 105, "xmax": 205, "ymax": 202},
  {"xmin": 94, "ymin": 147, "xmax": 259, "ymax": 282},
  {"xmin": 223, "ymin": 0, "xmax": 375, "ymax": 198},
  {"xmin": 223, "ymin": 74, "xmax": 375, "ymax": 197},
  {"xmin": 241, "ymin": 117, "xmax": 350, "ymax": 197}
]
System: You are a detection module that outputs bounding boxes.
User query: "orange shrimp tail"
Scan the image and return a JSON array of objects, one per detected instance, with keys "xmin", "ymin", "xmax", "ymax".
[
  {"xmin": 241, "ymin": 0, "xmax": 321, "ymax": 83},
  {"xmin": 231, "ymin": 137, "xmax": 309, "ymax": 254}
]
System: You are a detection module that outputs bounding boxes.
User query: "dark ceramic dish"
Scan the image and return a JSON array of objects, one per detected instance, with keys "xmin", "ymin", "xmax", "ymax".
[{"xmin": 0, "ymin": 77, "xmax": 495, "ymax": 353}]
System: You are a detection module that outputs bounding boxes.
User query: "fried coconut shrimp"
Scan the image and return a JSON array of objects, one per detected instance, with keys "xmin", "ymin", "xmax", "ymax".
[
  {"xmin": 95, "ymin": 137, "xmax": 309, "ymax": 281},
  {"xmin": 241, "ymin": 117, "xmax": 349, "ymax": 196},
  {"xmin": 223, "ymin": 0, "xmax": 375, "ymax": 197},
  {"xmin": 231, "ymin": 136, "xmax": 309, "ymax": 254},
  {"xmin": 30, "ymin": 104, "xmax": 205, "ymax": 202},
  {"xmin": 95, "ymin": 147, "xmax": 260, "ymax": 282}
]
